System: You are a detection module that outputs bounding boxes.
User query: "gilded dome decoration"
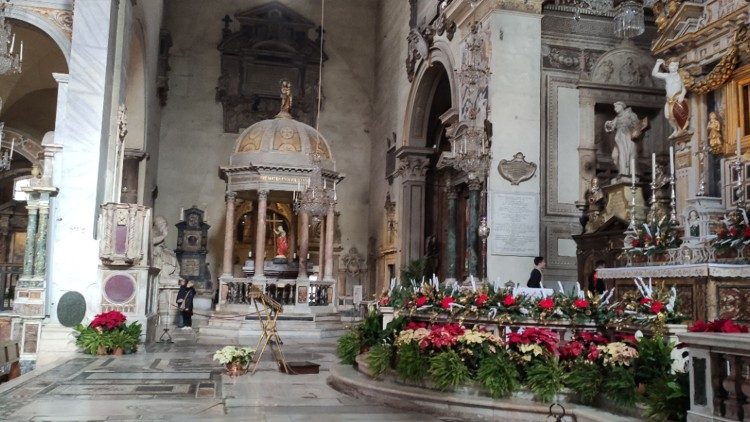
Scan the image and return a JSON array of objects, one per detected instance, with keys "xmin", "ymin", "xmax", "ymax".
[{"xmin": 231, "ymin": 80, "xmax": 333, "ymax": 169}]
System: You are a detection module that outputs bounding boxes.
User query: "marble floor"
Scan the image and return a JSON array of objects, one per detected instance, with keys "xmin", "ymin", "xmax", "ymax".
[{"xmin": 0, "ymin": 335, "xmax": 456, "ymax": 422}]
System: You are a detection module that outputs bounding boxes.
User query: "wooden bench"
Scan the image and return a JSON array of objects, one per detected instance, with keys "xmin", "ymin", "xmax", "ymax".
[{"xmin": 0, "ymin": 340, "xmax": 20, "ymax": 383}]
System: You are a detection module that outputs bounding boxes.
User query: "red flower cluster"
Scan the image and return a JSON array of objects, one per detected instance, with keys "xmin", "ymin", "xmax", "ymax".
[
  {"xmin": 689, "ymin": 319, "xmax": 749, "ymax": 333},
  {"xmin": 414, "ymin": 295, "xmax": 428, "ymax": 307},
  {"xmin": 378, "ymin": 295, "xmax": 390, "ymax": 306},
  {"xmin": 502, "ymin": 295, "xmax": 515, "ymax": 307},
  {"xmin": 507, "ymin": 327, "xmax": 559, "ymax": 354},
  {"xmin": 639, "ymin": 297, "xmax": 664, "ymax": 314},
  {"xmin": 573, "ymin": 299, "xmax": 590, "ymax": 309},
  {"xmin": 405, "ymin": 321, "xmax": 427, "ymax": 330},
  {"xmin": 538, "ymin": 297, "xmax": 554, "ymax": 310},
  {"xmin": 420, "ymin": 323, "xmax": 465, "ymax": 350},
  {"xmin": 440, "ymin": 296, "xmax": 455, "ymax": 310},
  {"xmin": 559, "ymin": 331, "xmax": 609, "ymax": 361},
  {"xmin": 631, "ymin": 239, "xmax": 641, "ymax": 248},
  {"xmin": 90, "ymin": 310, "xmax": 126, "ymax": 331},
  {"xmin": 475, "ymin": 294, "xmax": 489, "ymax": 307}
]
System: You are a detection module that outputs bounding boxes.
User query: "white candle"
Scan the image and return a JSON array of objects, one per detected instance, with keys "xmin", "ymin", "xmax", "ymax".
[
  {"xmin": 669, "ymin": 146, "xmax": 675, "ymax": 177},
  {"xmin": 631, "ymin": 157, "xmax": 636, "ymax": 178},
  {"xmin": 179, "ymin": 207, "xmax": 184, "ymax": 221},
  {"xmin": 651, "ymin": 153, "xmax": 656, "ymax": 179},
  {"xmin": 9, "ymin": 139, "xmax": 14, "ymax": 158},
  {"xmin": 248, "ymin": 251, "xmax": 252, "ymax": 258},
  {"xmin": 10, "ymin": 33, "xmax": 14, "ymax": 53},
  {"xmin": 19, "ymin": 41, "xmax": 22, "ymax": 62},
  {"xmin": 204, "ymin": 210, "xmax": 208, "ymax": 222},
  {"xmin": 306, "ymin": 253, "xmax": 310, "ymax": 260},
  {"xmin": 737, "ymin": 127, "xmax": 742, "ymax": 157}
]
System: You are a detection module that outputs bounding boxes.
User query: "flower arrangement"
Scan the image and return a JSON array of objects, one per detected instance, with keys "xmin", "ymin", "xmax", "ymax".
[
  {"xmin": 213, "ymin": 345, "xmax": 255, "ymax": 366},
  {"xmin": 73, "ymin": 310, "xmax": 141, "ymax": 355},
  {"xmin": 627, "ymin": 219, "xmax": 682, "ymax": 257},
  {"xmin": 688, "ymin": 319, "xmax": 749, "ymax": 333},
  {"xmin": 611, "ymin": 277, "xmax": 683, "ymax": 333},
  {"xmin": 712, "ymin": 209, "xmax": 750, "ymax": 252}
]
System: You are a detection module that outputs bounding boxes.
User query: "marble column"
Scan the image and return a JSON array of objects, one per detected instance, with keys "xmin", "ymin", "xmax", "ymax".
[
  {"xmin": 446, "ymin": 185, "xmax": 458, "ymax": 281},
  {"xmin": 221, "ymin": 191, "xmax": 236, "ymax": 277},
  {"xmin": 297, "ymin": 211, "xmax": 309, "ymax": 279},
  {"xmin": 395, "ymin": 149, "xmax": 431, "ymax": 268},
  {"xmin": 33, "ymin": 204, "xmax": 50, "ymax": 277},
  {"xmin": 468, "ymin": 180, "xmax": 481, "ymax": 278},
  {"xmin": 289, "ymin": 214, "xmax": 297, "ymax": 261},
  {"xmin": 318, "ymin": 219, "xmax": 325, "ymax": 276},
  {"xmin": 254, "ymin": 190, "xmax": 268, "ymax": 279},
  {"xmin": 22, "ymin": 204, "xmax": 38, "ymax": 277},
  {"xmin": 323, "ymin": 205, "xmax": 335, "ymax": 281}
]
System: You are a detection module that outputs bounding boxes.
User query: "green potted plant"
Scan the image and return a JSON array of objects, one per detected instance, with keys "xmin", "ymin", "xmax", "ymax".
[
  {"xmin": 73, "ymin": 324, "xmax": 108, "ymax": 355},
  {"xmin": 108, "ymin": 329, "xmax": 128, "ymax": 356}
]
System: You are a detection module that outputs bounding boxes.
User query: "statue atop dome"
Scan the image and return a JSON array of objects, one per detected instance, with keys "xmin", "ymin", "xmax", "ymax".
[{"xmin": 277, "ymin": 79, "xmax": 292, "ymax": 118}]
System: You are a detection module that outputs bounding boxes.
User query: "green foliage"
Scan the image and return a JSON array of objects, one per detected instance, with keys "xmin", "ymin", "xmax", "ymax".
[
  {"xmin": 380, "ymin": 316, "xmax": 407, "ymax": 345},
  {"xmin": 396, "ymin": 342, "xmax": 428, "ymax": 384},
  {"xmin": 643, "ymin": 372, "xmax": 689, "ymax": 422},
  {"xmin": 602, "ymin": 365, "xmax": 637, "ymax": 408},
  {"xmin": 336, "ymin": 331, "xmax": 360, "ymax": 364},
  {"xmin": 428, "ymin": 350, "xmax": 470, "ymax": 391},
  {"xmin": 526, "ymin": 359, "xmax": 566, "ymax": 403},
  {"xmin": 564, "ymin": 361, "xmax": 603, "ymax": 405},
  {"xmin": 360, "ymin": 310, "xmax": 383, "ymax": 349},
  {"xmin": 634, "ymin": 336, "xmax": 674, "ymax": 386},
  {"xmin": 73, "ymin": 324, "xmax": 107, "ymax": 354},
  {"xmin": 367, "ymin": 344, "xmax": 393, "ymax": 378},
  {"xmin": 476, "ymin": 351, "xmax": 520, "ymax": 399},
  {"xmin": 73, "ymin": 322, "xmax": 141, "ymax": 355},
  {"xmin": 400, "ymin": 257, "xmax": 434, "ymax": 285}
]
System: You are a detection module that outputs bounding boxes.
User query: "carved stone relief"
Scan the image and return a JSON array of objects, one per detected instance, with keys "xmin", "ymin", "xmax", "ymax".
[
  {"xmin": 498, "ymin": 152, "xmax": 537, "ymax": 185},
  {"xmin": 406, "ymin": 0, "xmax": 456, "ymax": 82},
  {"xmin": 216, "ymin": 3, "xmax": 326, "ymax": 133},
  {"xmin": 587, "ymin": 45, "xmax": 657, "ymax": 88}
]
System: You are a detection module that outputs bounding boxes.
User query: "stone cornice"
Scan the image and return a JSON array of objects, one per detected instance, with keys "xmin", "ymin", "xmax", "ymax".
[
  {"xmin": 445, "ymin": 0, "xmax": 543, "ymax": 29},
  {"xmin": 597, "ymin": 263, "xmax": 750, "ymax": 279}
]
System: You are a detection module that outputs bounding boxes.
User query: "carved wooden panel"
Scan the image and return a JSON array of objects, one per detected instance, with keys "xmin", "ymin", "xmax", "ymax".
[
  {"xmin": 216, "ymin": 3, "xmax": 326, "ymax": 133},
  {"xmin": 717, "ymin": 286, "xmax": 750, "ymax": 321}
]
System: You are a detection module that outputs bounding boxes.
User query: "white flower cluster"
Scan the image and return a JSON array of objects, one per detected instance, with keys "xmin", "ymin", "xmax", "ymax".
[{"xmin": 213, "ymin": 345, "xmax": 255, "ymax": 365}]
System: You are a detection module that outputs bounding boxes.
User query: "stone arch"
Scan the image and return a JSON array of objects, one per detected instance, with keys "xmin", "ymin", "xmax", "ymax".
[
  {"xmin": 4, "ymin": 7, "xmax": 70, "ymax": 65},
  {"xmin": 2, "ymin": 127, "xmax": 42, "ymax": 168},
  {"xmin": 402, "ymin": 40, "xmax": 459, "ymax": 147}
]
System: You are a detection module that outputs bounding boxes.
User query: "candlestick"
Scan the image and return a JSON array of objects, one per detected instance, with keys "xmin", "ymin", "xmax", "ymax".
[
  {"xmin": 737, "ymin": 127, "xmax": 742, "ymax": 157},
  {"xmin": 669, "ymin": 146, "xmax": 677, "ymax": 225}
]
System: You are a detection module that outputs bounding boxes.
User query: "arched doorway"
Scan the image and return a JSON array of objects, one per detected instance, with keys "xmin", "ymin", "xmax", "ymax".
[{"xmin": 0, "ymin": 20, "xmax": 67, "ymax": 310}]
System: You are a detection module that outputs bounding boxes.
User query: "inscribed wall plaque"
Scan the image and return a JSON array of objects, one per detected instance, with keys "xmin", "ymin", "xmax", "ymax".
[{"xmin": 490, "ymin": 192, "xmax": 539, "ymax": 256}]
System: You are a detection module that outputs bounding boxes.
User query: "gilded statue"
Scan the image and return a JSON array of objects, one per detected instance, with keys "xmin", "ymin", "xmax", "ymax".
[
  {"xmin": 279, "ymin": 80, "xmax": 292, "ymax": 116},
  {"xmin": 587, "ymin": 177, "xmax": 604, "ymax": 208},
  {"xmin": 708, "ymin": 111, "xmax": 723, "ymax": 155},
  {"xmin": 652, "ymin": 58, "xmax": 690, "ymax": 139},
  {"xmin": 605, "ymin": 101, "xmax": 648, "ymax": 177}
]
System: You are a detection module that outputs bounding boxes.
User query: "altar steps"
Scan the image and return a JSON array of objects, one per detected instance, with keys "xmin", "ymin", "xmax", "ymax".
[{"xmin": 197, "ymin": 311, "xmax": 352, "ymax": 344}]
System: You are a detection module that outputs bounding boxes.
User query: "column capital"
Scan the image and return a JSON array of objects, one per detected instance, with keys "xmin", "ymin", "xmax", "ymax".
[
  {"xmin": 468, "ymin": 178, "xmax": 484, "ymax": 191},
  {"xmin": 226, "ymin": 191, "xmax": 237, "ymax": 201},
  {"xmin": 258, "ymin": 190, "xmax": 269, "ymax": 200},
  {"xmin": 396, "ymin": 155, "xmax": 431, "ymax": 183}
]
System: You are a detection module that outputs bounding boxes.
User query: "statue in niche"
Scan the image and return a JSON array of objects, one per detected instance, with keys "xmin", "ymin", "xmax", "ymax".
[
  {"xmin": 274, "ymin": 225, "xmax": 289, "ymax": 258},
  {"xmin": 688, "ymin": 210, "xmax": 700, "ymax": 237},
  {"xmin": 152, "ymin": 216, "xmax": 181, "ymax": 285},
  {"xmin": 604, "ymin": 101, "xmax": 648, "ymax": 177},
  {"xmin": 279, "ymin": 80, "xmax": 292, "ymax": 117},
  {"xmin": 708, "ymin": 111, "xmax": 723, "ymax": 155},
  {"xmin": 652, "ymin": 58, "xmax": 690, "ymax": 139}
]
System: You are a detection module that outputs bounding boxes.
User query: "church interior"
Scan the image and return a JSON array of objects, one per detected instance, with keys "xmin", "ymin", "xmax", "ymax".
[{"xmin": 0, "ymin": 0, "xmax": 749, "ymax": 420}]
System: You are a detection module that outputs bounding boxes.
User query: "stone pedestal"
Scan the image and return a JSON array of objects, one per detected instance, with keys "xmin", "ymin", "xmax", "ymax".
[{"xmin": 603, "ymin": 182, "xmax": 648, "ymax": 224}]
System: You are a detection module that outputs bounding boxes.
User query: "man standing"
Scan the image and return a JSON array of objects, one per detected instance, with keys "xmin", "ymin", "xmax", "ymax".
[
  {"xmin": 181, "ymin": 281, "xmax": 196, "ymax": 330},
  {"xmin": 527, "ymin": 257, "xmax": 545, "ymax": 288},
  {"xmin": 176, "ymin": 279, "xmax": 188, "ymax": 328}
]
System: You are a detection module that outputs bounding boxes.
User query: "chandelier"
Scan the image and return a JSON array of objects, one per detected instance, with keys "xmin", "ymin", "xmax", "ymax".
[
  {"xmin": 0, "ymin": 7, "xmax": 21, "ymax": 75},
  {"xmin": 0, "ymin": 129, "xmax": 15, "ymax": 172},
  {"xmin": 451, "ymin": 126, "xmax": 491, "ymax": 181},
  {"xmin": 613, "ymin": 0, "xmax": 645, "ymax": 39},
  {"xmin": 294, "ymin": 144, "xmax": 334, "ymax": 219}
]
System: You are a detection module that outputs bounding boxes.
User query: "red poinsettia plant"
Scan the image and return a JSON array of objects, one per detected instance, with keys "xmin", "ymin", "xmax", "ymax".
[
  {"xmin": 689, "ymin": 319, "xmax": 749, "ymax": 333},
  {"xmin": 507, "ymin": 327, "xmax": 560, "ymax": 362},
  {"xmin": 90, "ymin": 310, "xmax": 127, "ymax": 331},
  {"xmin": 559, "ymin": 331, "xmax": 609, "ymax": 362},
  {"xmin": 419, "ymin": 323, "xmax": 465, "ymax": 351}
]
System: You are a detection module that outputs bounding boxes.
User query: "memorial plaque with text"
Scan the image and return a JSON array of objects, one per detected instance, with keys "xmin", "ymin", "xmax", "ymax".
[{"xmin": 490, "ymin": 192, "xmax": 539, "ymax": 256}]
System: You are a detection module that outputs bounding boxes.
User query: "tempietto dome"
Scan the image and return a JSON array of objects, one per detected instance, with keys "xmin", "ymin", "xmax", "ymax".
[{"xmin": 230, "ymin": 91, "xmax": 334, "ymax": 170}]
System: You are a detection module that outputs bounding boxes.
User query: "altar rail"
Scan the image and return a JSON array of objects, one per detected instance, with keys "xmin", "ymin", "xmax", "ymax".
[
  {"xmin": 679, "ymin": 332, "xmax": 750, "ymax": 422},
  {"xmin": 217, "ymin": 277, "xmax": 335, "ymax": 310}
]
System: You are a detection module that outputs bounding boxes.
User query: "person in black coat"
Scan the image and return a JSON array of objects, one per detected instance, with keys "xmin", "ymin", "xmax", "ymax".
[
  {"xmin": 181, "ymin": 281, "xmax": 196, "ymax": 329},
  {"xmin": 527, "ymin": 256, "xmax": 545, "ymax": 288},
  {"xmin": 588, "ymin": 260, "xmax": 606, "ymax": 294},
  {"xmin": 175, "ymin": 279, "xmax": 188, "ymax": 328}
]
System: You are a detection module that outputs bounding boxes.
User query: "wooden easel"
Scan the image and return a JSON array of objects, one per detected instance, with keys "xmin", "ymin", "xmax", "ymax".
[{"xmin": 247, "ymin": 286, "xmax": 292, "ymax": 374}]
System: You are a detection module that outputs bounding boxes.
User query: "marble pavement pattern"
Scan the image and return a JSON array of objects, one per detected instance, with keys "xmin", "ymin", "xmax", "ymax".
[{"xmin": 0, "ymin": 337, "xmax": 452, "ymax": 421}]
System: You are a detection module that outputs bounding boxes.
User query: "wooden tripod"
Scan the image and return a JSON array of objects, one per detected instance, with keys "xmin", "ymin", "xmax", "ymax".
[{"xmin": 247, "ymin": 286, "xmax": 291, "ymax": 374}]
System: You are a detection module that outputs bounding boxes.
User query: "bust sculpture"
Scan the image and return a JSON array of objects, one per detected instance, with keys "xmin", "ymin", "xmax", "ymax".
[
  {"xmin": 587, "ymin": 177, "xmax": 604, "ymax": 207},
  {"xmin": 652, "ymin": 58, "xmax": 690, "ymax": 139},
  {"xmin": 153, "ymin": 215, "xmax": 181, "ymax": 285},
  {"xmin": 604, "ymin": 101, "xmax": 647, "ymax": 177}
]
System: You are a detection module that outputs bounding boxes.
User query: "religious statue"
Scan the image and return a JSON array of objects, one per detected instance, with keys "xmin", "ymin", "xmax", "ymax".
[
  {"xmin": 274, "ymin": 225, "xmax": 289, "ymax": 258},
  {"xmin": 688, "ymin": 210, "xmax": 700, "ymax": 237},
  {"xmin": 652, "ymin": 58, "xmax": 690, "ymax": 139},
  {"xmin": 279, "ymin": 79, "xmax": 292, "ymax": 116},
  {"xmin": 586, "ymin": 177, "xmax": 604, "ymax": 208},
  {"xmin": 604, "ymin": 101, "xmax": 648, "ymax": 177},
  {"xmin": 708, "ymin": 111, "xmax": 723, "ymax": 155},
  {"xmin": 152, "ymin": 215, "xmax": 181, "ymax": 285}
]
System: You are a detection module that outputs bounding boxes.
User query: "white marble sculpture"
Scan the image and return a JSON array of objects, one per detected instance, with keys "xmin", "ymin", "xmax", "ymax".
[
  {"xmin": 652, "ymin": 58, "xmax": 690, "ymax": 139},
  {"xmin": 152, "ymin": 215, "xmax": 181, "ymax": 285},
  {"xmin": 605, "ymin": 101, "xmax": 647, "ymax": 177}
]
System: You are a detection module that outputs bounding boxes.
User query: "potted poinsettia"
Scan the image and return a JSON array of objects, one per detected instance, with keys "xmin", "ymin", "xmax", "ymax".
[{"xmin": 72, "ymin": 310, "xmax": 141, "ymax": 356}]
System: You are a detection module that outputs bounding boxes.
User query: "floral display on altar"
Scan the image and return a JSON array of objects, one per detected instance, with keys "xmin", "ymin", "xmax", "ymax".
[
  {"xmin": 376, "ymin": 276, "xmax": 683, "ymax": 331},
  {"xmin": 627, "ymin": 218, "xmax": 682, "ymax": 258}
]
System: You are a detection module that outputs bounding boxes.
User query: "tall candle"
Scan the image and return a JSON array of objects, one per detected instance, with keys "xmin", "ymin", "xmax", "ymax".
[
  {"xmin": 19, "ymin": 41, "xmax": 22, "ymax": 62},
  {"xmin": 10, "ymin": 139, "xmax": 14, "ymax": 158},
  {"xmin": 669, "ymin": 146, "xmax": 675, "ymax": 177},
  {"xmin": 10, "ymin": 33, "xmax": 14, "ymax": 53},
  {"xmin": 631, "ymin": 158, "xmax": 636, "ymax": 187},
  {"xmin": 651, "ymin": 153, "xmax": 656, "ymax": 180},
  {"xmin": 737, "ymin": 127, "xmax": 742, "ymax": 157},
  {"xmin": 179, "ymin": 207, "xmax": 184, "ymax": 221}
]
